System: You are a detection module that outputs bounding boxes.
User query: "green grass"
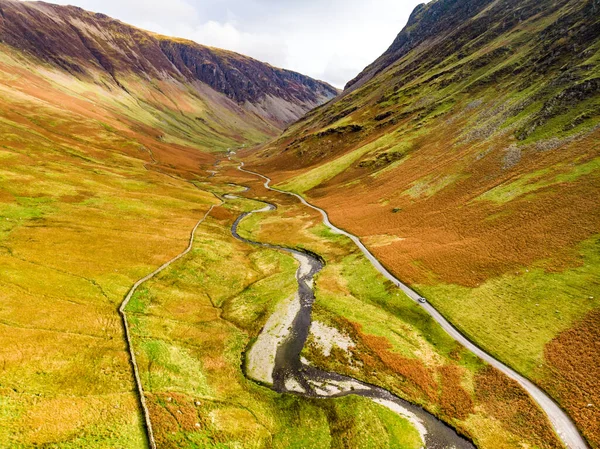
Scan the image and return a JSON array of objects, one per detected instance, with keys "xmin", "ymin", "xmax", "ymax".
[
  {"xmin": 232, "ymin": 192, "xmax": 565, "ymax": 447},
  {"xmin": 418, "ymin": 236, "xmax": 600, "ymax": 378},
  {"xmin": 0, "ymin": 197, "xmax": 56, "ymax": 221},
  {"xmin": 315, "ymin": 253, "xmax": 482, "ymax": 368},
  {"xmin": 241, "ymin": 4, "xmax": 600, "ymax": 446},
  {"xmin": 31, "ymin": 420, "xmax": 149, "ymax": 449},
  {"xmin": 122, "ymin": 193, "xmax": 425, "ymax": 448},
  {"xmin": 138, "ymin": 338, "xmax": 212, "ymax": 396},
  {"xmin": 522, "ymin": 97, "xmax": 600, "ymax": 144},
  {"xmin": 277, "ymin": 132, "xmax": 404, "ymax": 194},
  {"xmin": 273, "ymin": 395, "xmax": 422, "ymax": 449},
  {"xmin": 478, "ymin": 157, "xmax": 600, "ymax": 203},
  {"xmin": 402, "ymin": 173, "xmax": 464, "ymax": 199},
  {"xmin": 127, "ymin": 287, "xmax": 152, "ymax": 314}
]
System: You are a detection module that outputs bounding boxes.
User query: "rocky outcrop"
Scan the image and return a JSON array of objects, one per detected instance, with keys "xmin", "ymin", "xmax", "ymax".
[
  {"xmin": 345, "ymin": 0, "xmax": 492, "ymax": 92},
  {"xmin": 158, "ymin": 40, "xmax": 337, "ymax": 108}
]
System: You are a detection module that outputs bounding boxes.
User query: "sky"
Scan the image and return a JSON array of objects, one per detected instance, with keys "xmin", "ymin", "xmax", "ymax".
[{"xmin": 47, "ymin": 0, "xmax": 428, "ymax": 88}]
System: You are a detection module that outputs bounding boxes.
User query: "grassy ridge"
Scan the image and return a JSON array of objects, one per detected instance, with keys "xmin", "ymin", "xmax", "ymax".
[
  {"xmin": 0, "ymin": 37, "xmax": 269, "ymax": 447},
  {"xmin": 246, "ymin": 1, "xmax": 600, "ymax": 444}
]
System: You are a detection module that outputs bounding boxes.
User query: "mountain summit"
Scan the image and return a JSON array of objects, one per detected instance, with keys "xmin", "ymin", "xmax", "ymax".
[{"xmin": 346, "ymin": 0, "xmax": 599, "ymax": 93}]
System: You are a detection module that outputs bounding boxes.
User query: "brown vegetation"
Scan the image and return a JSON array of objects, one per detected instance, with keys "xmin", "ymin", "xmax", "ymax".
[
  {"xmin": 440, "ymin": 365, "xmax": 474, "ymax": 421},
  {"xmin": 305, "ymin": 314, "xmax": 567, "ymax": 447},
  {"xmin": 475, "ymin": 366, "xmax": 563, "ymax": 449},
  {"xmin": 148, "ymin": 392, "xmax": 209, "ymax": 447},
  {"xmin": 351, "ymin": 323, "xmax": 437, "ymax": 402},
  {"xmin": 267, "ymin": 126, "xmax": 600, "ymax": 288},
  {"xmin": 543, "ymin": 310, "xmax": 600, "ymax": 448}
]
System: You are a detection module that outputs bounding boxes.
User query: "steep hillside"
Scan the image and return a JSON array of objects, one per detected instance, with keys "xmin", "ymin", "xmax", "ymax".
[
  {"xmin": 0, "ymin": 0, "xmax": 337, "ymax": 132},
  {"xmin": 246, "ymin": 0, "xmax": 600, "ymax": 446}
]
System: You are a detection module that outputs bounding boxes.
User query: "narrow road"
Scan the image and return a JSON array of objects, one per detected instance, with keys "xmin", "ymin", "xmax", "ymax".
[
  {"xmin": 119, "ymin": 205, "xmax": 217, "ymax": 449},
  {"xmin": 236, "ymin": 162, "xmax": 589, "ymax": 449}
]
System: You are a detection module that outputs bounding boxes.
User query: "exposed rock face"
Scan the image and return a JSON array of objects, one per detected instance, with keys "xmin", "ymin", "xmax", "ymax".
[
  {"xmin": 159, "ymin": 40, "xmax": 336, "ymax": 107},
  {"xmin": 346, "ymin": 0, "xmax": 491, "ymax": 92},
  {"xmin": 345, "ymin": 0, "xmax": 489, "ymax": 91},
  {"xmin": 0, "ymin": 0, "xmax": 338, "ymax": 126}
]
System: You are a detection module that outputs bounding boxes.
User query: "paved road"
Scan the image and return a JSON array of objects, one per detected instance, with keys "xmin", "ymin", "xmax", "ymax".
[{"xmin": 237, "ymin": 162, "xmax": 589, "ymax": 449}]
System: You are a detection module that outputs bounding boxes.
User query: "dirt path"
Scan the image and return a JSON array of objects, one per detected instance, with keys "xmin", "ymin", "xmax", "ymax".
[
  {"xmin": 119, "ymin": 205, "xmax": 217, "ymax": 449},
  {"xmin": 236, "ymin": 162, "xmax": 589, "ymax": 449}
]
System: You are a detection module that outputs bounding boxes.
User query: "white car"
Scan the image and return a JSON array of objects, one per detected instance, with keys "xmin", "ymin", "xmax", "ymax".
[{"xmin": 417, "ymin": 297, "xmax": 427, "ymax": 304}]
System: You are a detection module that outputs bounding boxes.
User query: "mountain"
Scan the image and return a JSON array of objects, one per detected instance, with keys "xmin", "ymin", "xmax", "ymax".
[
  {"xmin": 0, "ymin": 0, "xmax": 598, "ymax": 447},
  {"xmin": 0, "ymin": 0, "xmax": 337, "ymax": 135},
  {"xmin": 245, "ymin": 0, "xmax": 600, "ymax": 446}
]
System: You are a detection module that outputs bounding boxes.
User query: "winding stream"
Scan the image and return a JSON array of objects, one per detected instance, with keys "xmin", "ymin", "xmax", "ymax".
[
  {"xmin": 230, "ymin": 197, "xmax": 474, "ymax": 448},
  {"xmin": 231, "ymin": 161, "xmax": 589, "ymax": 449}
]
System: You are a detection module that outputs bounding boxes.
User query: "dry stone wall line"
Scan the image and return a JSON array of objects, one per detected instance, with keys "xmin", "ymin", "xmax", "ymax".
[{"xmin": 119, "ymin": 205, "xmax": 217, "ymax": 449}]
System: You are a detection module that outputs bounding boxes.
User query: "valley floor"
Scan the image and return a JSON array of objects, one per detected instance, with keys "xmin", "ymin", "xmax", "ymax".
[
  {"xmin": 117, "ymin": 158, "xmax": 576, "ymax": 449},
  {"xmin": 0, "ymin": 140, "xmax": 591, "ymax": 448}
]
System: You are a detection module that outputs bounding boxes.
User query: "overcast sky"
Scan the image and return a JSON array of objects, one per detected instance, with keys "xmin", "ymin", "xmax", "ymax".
[{"xmin": 48, "ymin": 0, "xmax": 427, "ymax": 88}]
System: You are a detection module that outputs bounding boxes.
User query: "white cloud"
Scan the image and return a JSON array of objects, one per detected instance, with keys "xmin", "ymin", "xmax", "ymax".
[
  {"xmin": 52, "ymin": 0, "xmax": 200, "ymax": 28},
  {"xmin": 179, "ymin": 21, "xmax": 289, "ymax": 68},
  {"xmin": 45, "ymin": 0, "xmax": 428, "ymax": 88}
]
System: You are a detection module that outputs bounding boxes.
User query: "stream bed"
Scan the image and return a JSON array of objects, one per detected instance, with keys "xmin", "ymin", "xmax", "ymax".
[{"xmin": 231, "ymin": 200, "xmax": 475, "ymax": 449}]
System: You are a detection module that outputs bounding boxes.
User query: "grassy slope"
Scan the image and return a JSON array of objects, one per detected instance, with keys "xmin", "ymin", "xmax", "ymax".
[
  {"xmin": 124, "ymin": 181, "xmax": 422, "ymax": 449},
  {"xmin": 0, "ymin": 42, "xmax": 277, "ymax": 447},
  {"xmin": 0, "ymin": 39, "xmax": 420, "ymax": 449},
  {"xmin": 245, "ymin": 0, "xmax": 600, "ymax": 445}
]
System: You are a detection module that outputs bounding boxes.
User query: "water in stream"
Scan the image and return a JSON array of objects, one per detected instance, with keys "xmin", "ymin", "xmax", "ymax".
[{"xmin": 231, "ymin": 201, "xmax": 475, "ymax": 449}]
